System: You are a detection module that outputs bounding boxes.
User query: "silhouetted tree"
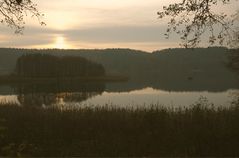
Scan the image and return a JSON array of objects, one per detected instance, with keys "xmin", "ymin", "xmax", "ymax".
[
  {"xmin": 15, "ymin": 54, "xmax": 105, "ymax": 78},
  {"xmin": 158, "ymin": 0, "xmax": 239, "ymax": 48},
  {"xmin": 0, "ymin": 0, "xmax": 45, "ymax": 33}
]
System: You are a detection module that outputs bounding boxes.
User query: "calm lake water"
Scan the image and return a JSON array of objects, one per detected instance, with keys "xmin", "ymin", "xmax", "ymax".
[{"xmin": 0, "ymin": 82, "xmax": 238, "ymax": 108}]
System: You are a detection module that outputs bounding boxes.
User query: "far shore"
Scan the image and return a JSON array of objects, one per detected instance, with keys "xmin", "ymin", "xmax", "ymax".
[{"xmin": 0, "ymin": 75, "xmax": 129, "ymax": 84}]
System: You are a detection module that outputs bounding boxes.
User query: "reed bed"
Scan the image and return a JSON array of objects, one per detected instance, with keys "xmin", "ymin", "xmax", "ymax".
[{"xmin": 0, "ymin": 99, "xmax": 239, "ymax": 157}]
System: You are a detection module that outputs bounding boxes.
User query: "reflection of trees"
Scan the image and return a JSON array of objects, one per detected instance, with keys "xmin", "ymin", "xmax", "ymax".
[
  {"xmin": 18, "ymin": 93, "xmax": 58, "ymax": 107},
  {"xmin": 15, "ymin": 82, "xmax": 105, "ymax": 107},
  {"xmin": 60, "ymin": 92, "xmax": 103, "ymax": 103},
  {"xmin": 17, "ymin": 91, "xmax": 103, "ymax": 107}
]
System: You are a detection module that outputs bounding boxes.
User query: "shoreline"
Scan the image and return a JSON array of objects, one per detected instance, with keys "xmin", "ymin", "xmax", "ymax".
[{"xmin": 0, "ymin": 75, "xmax": 129, "ymax": 84}]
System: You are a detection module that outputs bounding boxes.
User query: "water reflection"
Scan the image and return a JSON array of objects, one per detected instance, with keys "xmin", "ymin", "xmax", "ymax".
[
  {"xmin": 14, "ymin": 82, "xmax": 105, "ymax": 107},
  {"xmin": 0, "ymin": 81, "xmax": 238, "ymax": 108},
  {"xmin": 80, "ymin": 88, "xmax": 238, "ymax": 108}
]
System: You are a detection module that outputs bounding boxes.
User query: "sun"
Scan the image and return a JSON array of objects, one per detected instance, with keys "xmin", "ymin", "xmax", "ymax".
[{"xmin": 54, "ymin": 36, "xmax": 66, "ymax": 49}]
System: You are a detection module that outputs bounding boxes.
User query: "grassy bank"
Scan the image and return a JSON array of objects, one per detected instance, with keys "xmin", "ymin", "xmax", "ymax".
[{"xmin": 0, "ymin": 101, "xmax": 239, "ymax": 157}]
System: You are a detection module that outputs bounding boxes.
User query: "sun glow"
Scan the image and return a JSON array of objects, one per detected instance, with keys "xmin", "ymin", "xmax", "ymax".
[{"xmin": 54, "ymin": 36, "xmax": 67, "ymax": 49}]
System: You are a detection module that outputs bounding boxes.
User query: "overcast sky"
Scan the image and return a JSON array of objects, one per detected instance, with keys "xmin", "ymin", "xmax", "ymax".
[{"xmin": 0, "ymin": 0, "xmax": 238, "ymax": 52}]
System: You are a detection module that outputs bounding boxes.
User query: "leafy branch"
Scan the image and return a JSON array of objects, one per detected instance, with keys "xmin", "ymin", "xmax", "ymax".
[
  {"xmin": 0, "ymin": 0, "xmax": 45, "ymax": 34},
  {"xmin": 158, "ymin": 0, "xmax": 239, "ymax": 48}
]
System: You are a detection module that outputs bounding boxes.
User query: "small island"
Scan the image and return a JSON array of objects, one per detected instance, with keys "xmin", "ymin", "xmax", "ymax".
[{"xmin": 0, "ymin": 54, "xmax": 128, "ymax": 84}]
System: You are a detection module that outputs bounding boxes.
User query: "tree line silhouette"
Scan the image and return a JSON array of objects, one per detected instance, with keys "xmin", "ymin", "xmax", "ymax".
[{"xmin": 15, "ymin": 54, "xmax": 105, "ymax": 78}]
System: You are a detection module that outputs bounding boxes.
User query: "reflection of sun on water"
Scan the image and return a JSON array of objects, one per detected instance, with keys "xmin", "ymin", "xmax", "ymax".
[
  {"xmin": 0, "ymin": 95, "xmax": 20, "ymax": 105},
  {"xmin": 54, "ymin": 36, "xmax": 67, "ymax": 49}
]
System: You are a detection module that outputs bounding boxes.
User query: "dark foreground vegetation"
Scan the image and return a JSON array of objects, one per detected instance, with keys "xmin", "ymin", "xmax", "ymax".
[{"xmin": 0, "ymin": 99, "xmax": 239, "ymax": 157}]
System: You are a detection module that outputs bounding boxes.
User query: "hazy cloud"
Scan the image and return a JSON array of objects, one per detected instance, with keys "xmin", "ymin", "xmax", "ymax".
[
  {"xmin": 0, "ymin": 24, "xmax": 179, "ymax": 51},
  {"xmin": 0, "ymin": 0, "xmax": 237, "ymax": 51}
]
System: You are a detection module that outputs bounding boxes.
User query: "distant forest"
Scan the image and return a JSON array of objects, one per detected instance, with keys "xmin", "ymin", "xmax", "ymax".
[
  {"xmin": 15, "ymin": 54, "xmax": 105, "ymax": 78},
  {"xmin": 0, "ymin": 47, "xmax": 238, "ymax": 92}
]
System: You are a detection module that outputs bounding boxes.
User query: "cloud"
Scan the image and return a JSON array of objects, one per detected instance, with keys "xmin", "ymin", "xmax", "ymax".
[
  {"xmin": 0, "ymin": 23, "xmax": 180, "ymax": 51},
  {"xmin": 1, "ymin": 0, "xmax": 238, "ymax": 50},
  {"xmin": 0, "ymin": 0, "xmax": 185, "ymax": 50},
  {"xmin": 64, "ymin": 25, "xmax": 172, "ymax": 43}
]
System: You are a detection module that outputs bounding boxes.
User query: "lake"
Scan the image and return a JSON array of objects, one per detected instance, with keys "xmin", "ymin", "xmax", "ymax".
[
  {"xmin": 1, "ymin": 47, "xmax": 239, "ymax": 108},
  {"xmin": 0, "ymin": 81, "xmax": 238, "ymax": 108}
]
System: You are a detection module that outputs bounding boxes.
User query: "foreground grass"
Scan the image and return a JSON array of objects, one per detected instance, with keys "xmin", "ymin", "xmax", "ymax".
[{"xmin": 0, "ymin": 101, "xmax": 239, "ymax": 157}]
